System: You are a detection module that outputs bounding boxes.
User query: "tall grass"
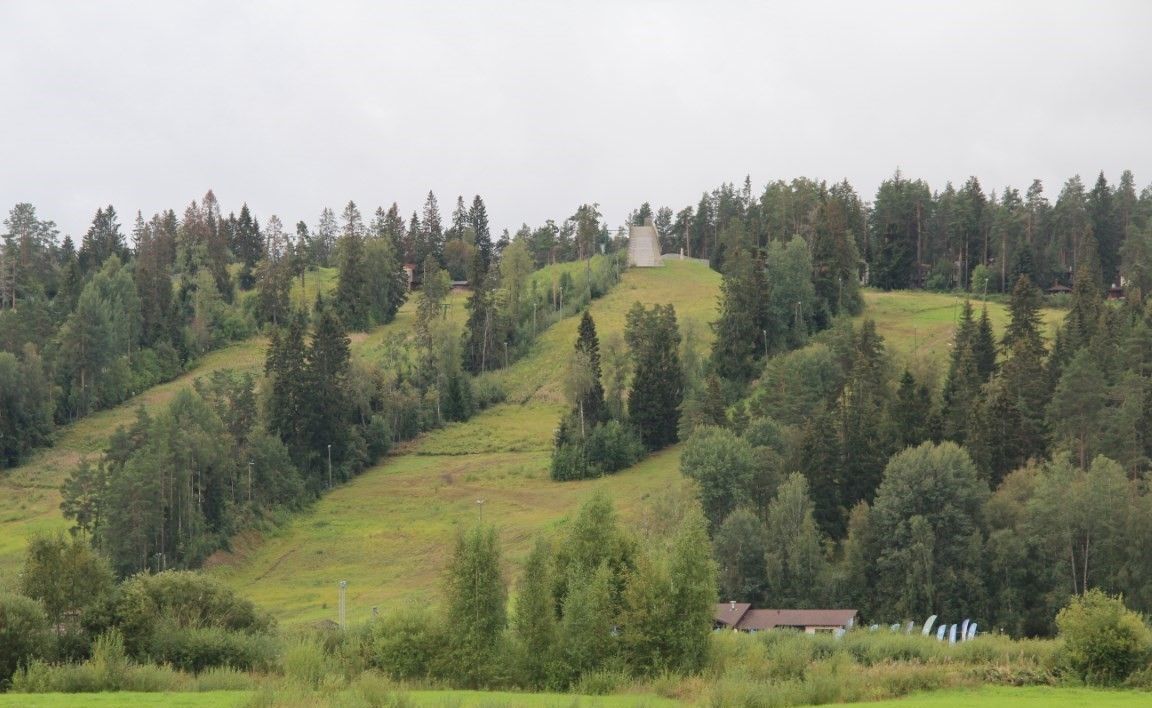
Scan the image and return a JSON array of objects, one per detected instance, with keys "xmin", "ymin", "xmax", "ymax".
[{"xmin": 697, "ymin": 629, "xmax": 1064, "ymax": 706}]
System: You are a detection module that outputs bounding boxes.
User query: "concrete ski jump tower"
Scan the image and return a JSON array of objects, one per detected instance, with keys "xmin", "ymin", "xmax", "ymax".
[{"xmin": 628, "ymin": 217, "xmax": 662, "ymax": 267}]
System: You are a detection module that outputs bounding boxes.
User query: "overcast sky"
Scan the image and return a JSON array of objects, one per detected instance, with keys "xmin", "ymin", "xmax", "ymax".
[{"xmin": 2, "ymin": 1, "xmax": 1150, "ymax": 239}]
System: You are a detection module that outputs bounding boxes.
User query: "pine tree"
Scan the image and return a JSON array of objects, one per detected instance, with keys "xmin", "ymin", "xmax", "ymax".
[
  {"xmin": 1066, "ymin": 232, "xmax": 1105, "ymax": 351},
  {"xmin": 1002, "ymin": 275, "xmax": 1046, "ymax": 357},
  {"xmin": 713, "ymin": 508, "xmax": 769, "ymax": 603},
  {"xmin": 405, "ymin": 211, "xmax": 422, "ymax": 266},
  {"xmin": 838, "ymin": 320, "xmax": 892, "ymax": 508}
]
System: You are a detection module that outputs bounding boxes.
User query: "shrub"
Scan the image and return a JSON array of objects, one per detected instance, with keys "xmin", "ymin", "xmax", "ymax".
[
  {"xmin": 88, "ymin": 570, "xmax": 274, "ymax": 658},
  {"xmin": 584, "ymin": 420, "xmax": 645, "ymax": 476},
  {"xmin": 192, "ymin": 665, "xmax": 258, "ymax": 691},
  {"xmin": 146, "ymin": 625, "xmax": 277, "ymax": 673},
  {"xmin": 0, "ymin": 593, "xmax": 52, "ymax": 685},
  {"xmin": 281, "ymin": 635, "xmax": 339, "ymax": 689},
  {"xmin": 366, "ymin": 609, "xmax": 452, "ymax": 682},
  {"xmin": 550, "ymin": 438, "xmax": 587, "ymax": 481},
  {"xmin": 573, "ymin": 668, "xmax": 630, "ymax": 695},
  {"xmin": 1056, "ymin": 589, "xmax": 1152, "ymax": 685},
  {"xmin": 471, "ymin": 376, "xmax": 506, "ymax": 410}
]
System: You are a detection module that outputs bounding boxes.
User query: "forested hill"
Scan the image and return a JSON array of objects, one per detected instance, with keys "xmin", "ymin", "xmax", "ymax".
[{"xmin": 4, "ymin": 168, "xmax": 1149, "ymax": 636}]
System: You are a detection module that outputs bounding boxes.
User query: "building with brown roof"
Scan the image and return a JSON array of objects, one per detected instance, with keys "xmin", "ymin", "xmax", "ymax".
[{"xmin": 713, "ymin": 602, "xmax": 857, "ymax": 634}]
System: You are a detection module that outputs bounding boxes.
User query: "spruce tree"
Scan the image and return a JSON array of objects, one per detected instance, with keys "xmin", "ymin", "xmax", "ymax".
[
  {"xmin": 626, "ymin": 303, "xmax": 683, "ymax": 450},
  {"xmin": 794, "ymin": 410, "xmax": 842, "ymax": 539},
  {"xmin": 574, "ymin": 311, "xmax": 606, "ymax": 425},
  {"xmin": 334, "ymin": 223, "xmax": 371, "ymax": 330},
  {"xmin": 266, "ymin": 310, "xmax": 310, "ymax": 463},
  {"xmin": 305, "ymin": 299, "xmax": 351, "ymax": 488},
  {"xmin": 710, "ymin": 249, "xmax": 767, "ymax": 381},
  {"xmin": 421, "ymin": 191, "xmax": 444, "ymax": 266},
  {"xmin": 889, "ymin": 370, "xmax": 931, "ymax": 450},
  {"xmin": 1066, "ymin": 232, "xmax": 1105, "ymax": 351},
  {"xmin": 462, "ymin": 253, "xmax": 497, "ymax": 374},
  {"xmin": 941, "ymin": 341, "xmax": 980, "ymax": 444},
  {"xmin": 470, "ymin": 195, "xmax": 492, "ymax": 273},
  {"xmin": 974, "ymin": 306, "xmax": 997, "ymax": 380}
]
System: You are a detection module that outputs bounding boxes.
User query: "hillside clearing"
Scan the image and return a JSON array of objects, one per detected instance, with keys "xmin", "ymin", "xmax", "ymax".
[{"xmin": 208, "ymin": 261, "xmax": 720, "ymax": 623}]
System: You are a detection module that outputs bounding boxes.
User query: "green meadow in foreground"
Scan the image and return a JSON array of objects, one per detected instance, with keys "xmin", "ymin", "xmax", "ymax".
[{"xmin": 0, "ymin": 685, "xmax": 1148, "ymax": 707}]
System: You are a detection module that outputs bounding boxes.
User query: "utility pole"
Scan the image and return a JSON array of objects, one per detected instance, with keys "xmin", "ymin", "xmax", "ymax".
[
  {"xmin": 247, "ymin": 461, "xmax": 253, "ymax": 503},
  {"xmin": 327, "ymin": 443, "xmax": 332, "ymax": 489},
  {"xmin": 338, "ymin": 580, "xmax": 348, "ymax": 628}
]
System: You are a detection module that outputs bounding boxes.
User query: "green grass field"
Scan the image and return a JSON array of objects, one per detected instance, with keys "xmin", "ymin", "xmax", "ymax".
[
  {"xmin": 856, "ymin": 289, "xmax": 1064, "ymax": 375},
  {"xmin": 0, "ymin": 685, "xmax": 1147, "ymax": 706},
  {"xmin": 832, "ymin": 685, "xmax": 1152, "ymax": 706}
]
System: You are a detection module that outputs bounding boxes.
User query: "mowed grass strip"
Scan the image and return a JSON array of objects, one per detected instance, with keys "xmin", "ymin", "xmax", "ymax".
[
  {"xmin": 857, "ymin": 289, "xmax": 1064, "ymax": 372},
  {"xmin": 210, "ymin": 261, "xmax": 719, "ymax": 623},
  {"xmin": 830, "ymin": 685, "xmax": 1152, "ymax": 707}
]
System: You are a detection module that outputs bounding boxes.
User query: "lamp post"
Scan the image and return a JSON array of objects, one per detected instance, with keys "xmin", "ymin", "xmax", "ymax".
[
  {"xmin": 327, "ymin": 443, "xmax": 332, "ymax": 489},
  {"xmin": 476, "ymin": 498, "xmax": 485, "ymax": 525}
]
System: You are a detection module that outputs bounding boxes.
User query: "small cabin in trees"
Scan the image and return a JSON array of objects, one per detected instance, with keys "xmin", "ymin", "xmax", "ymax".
[
  {"xmin": 713, "ymin": 602, "xmax": 858, "ymax": 634},
  {"xmin": 628, "ymin": 217, "xmax": 662, "ymax": 267}
]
